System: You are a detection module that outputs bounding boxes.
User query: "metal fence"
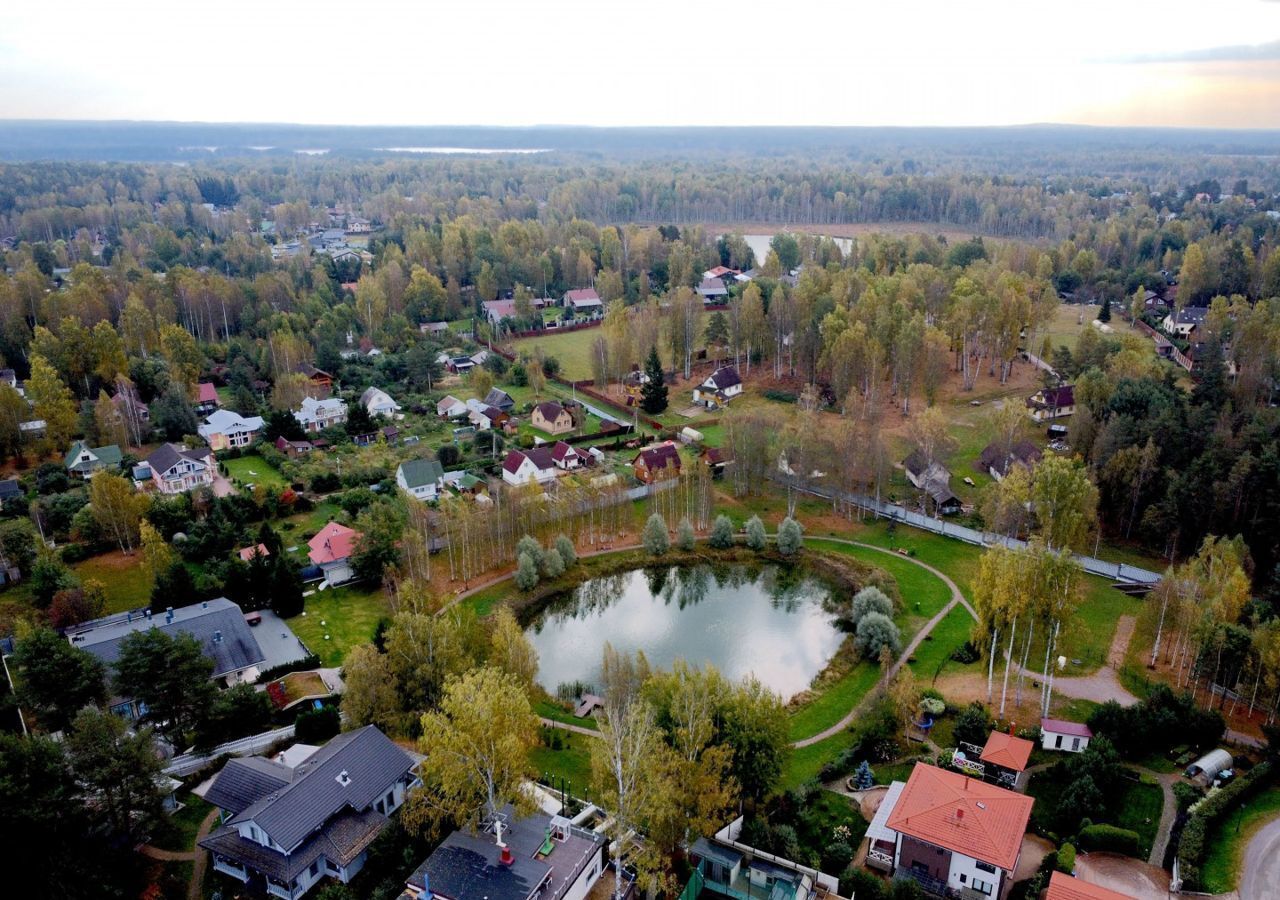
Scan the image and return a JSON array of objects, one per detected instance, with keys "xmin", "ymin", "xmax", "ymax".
[{"xmin": 164, "ymin": 724, "xmax": 296, "ymax": 776}]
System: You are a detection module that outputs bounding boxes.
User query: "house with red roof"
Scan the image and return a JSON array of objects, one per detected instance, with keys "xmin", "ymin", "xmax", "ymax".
[
  {"xmin": 195, "ymin": 382, "xmax": 221, "ymax": 415},
  {"xmin": 1045, "ymin": 871, "xmax": 1133, "ymax": 900},
  {"xmin": 501, "ymin": 448, "xmax": 559, "ymax": 486},
  {"xmin": 1041, "ymin": 718, "xmax": 1093, "ymax": 753},
  {"xmin": 875, "ymin": 764, "xmax": 1034, "ymax": 899},
  {"xmin": 307, "ymin": 521, "xmax": 361, "ymax": 587},
  {"xmin": 632, "ymin": 442, "xmax": 682, "ymax": 483},
  {"xmin": 562, "ymin": 287, "xmax": 603, "ymax": 315},
  {"xmin": 977, "ymin": 731, "xmax": 1035, "ymax": 789}
]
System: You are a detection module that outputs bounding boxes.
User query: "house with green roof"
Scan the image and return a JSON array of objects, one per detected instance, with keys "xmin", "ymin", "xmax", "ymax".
[
  {"xmin": 64, "ymin": 440, "xmax": 123, "ymax": 479},
  {"xmin": 395, "ymin": 458, "xmax": 444, "ymax": 502}
]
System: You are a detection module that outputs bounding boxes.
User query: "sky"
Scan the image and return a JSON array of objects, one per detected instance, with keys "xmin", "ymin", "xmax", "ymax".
[{"xmin": 2, "ymin": 0, "xmax": 1280, "ymax": 128}]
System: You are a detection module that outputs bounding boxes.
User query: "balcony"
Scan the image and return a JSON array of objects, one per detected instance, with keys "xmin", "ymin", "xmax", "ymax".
[
  {"xmin": 866, "ymin": 848, "xmax": 894, "ymax": 872},
  {"xmin": 211, "ymin": 857, "xmax": 248, "ymax": 882},
  {"xmin": 894, "ymin": 869, "xmax": 991, "ymax": 900}
]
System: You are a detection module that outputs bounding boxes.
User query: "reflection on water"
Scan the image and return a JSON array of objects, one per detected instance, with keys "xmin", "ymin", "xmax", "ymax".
[{"xmin": 525, "ymin": 564, "xmax": 843, "ymax": 701}]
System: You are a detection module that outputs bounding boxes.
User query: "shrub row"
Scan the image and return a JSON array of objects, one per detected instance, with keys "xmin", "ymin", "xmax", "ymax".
[
  {"xmin": 1176, "ymin": 759, "xmax": 1273, "ymax": 889},
  {"xmin": 257, "ymin": 653, "xmax": 322, "ymax": 683},
  {"xmin": 1079, "ymin": 823, "xmax": 1140, "ymax": 857}
]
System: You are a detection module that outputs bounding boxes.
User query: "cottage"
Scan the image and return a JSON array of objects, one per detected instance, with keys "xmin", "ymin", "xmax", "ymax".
[
  {"xmin": 501, "ymin": 448, "xmax": 559, "ymax": 486},
  {"xmin": 693, "ymin": 366, "xmax": 743, "ymax": 409},
  {"xmin": 531, "ymin": 401, "xmax": 576, "ymax": 436},
  {"xmin": 360, "ymin": 386, "xmax": 401, "ymax": 418},
  {"xmin": 0, "ymin": 478, "xmax": 21, "ymax": 508},
  {"xmin": 64, "ymin": 440, "xmax": 123, "ymax": 479},
  {"xmin": 420, "ymin": 321, "xmax": 450, "ymax": 335},
  {"xmin": 481, "ymin": 299, "xmax": 518, "ymax": 324},
  {"xmin": 1045, "ymin": 871, "xmax": 1133, "ymax": 900},
  {"xmin": 404, "ymin": 806, "xmax": 606, "ymax": 900},
  {"xmin": 146, "ymin": 444, "xmax": 214, "ymax": 494},
  {"xmin": 1026, "ymin": 385, "xmax": 1075, "ymax": 422},
  {"xmin": 1040, "ymin": 718, "xmax": 1093, "ymax": 753},
  {"xmin": 199, "ymin": 409, "xmax": 266, "ymax": 451},
  {"xmin": 467, "ymin": 400, "xmax": 510, "ymax": 432},
  {"xmin": 563, "ymin": 287, "xmax": 603, "ymax": 315},
  {"xmin": 632, "ymin": 442, "xmax": 682, "ymax": 483},
  {"xmin": 308, "ymin": 521, "xmax": 361, "ymax": 587},
  {"xmin": 1162, "ymin": 306, "xmax": 1210, "ymax": 338},
  {"xmin": 976, "ymin": 730, "xmax": 1035, "ymax": 789},
  {"xmin": 296, "ymin": 363, "xmax": 334, "ymax": 397},
  {"xmin": 195, "ymin": 382, "xmax": 221, "ymax": 415},
  {"xmin": 690, "ymin": 817, "xmax": 847, "ymax": 900},
  {"xmin": 550, "ymin": 441, "xmax": 581, "ymax": 470},
  {"xmin": 482, "ymin": 388, "xmax": 516, "ymax": 413},
  {"xmin": 436, "ymin": 395, "xmax": 468, "ymax": 418},
  {"xmin": 238, "ymin": 544, "xmax": 270, "ymax": 563},
  {"xmin": 294, "ymin": 397, "xmax": 348, "ymax": 433},
  {"xmin": 903, "ymin": 452, "xmax": 949, "ymax": 490},
  {"xmin": 876, "ymin": 764, "xmax": 1034, "ymax": 899},
  {"xmin": 446, "ymin": 356, "xmax": 476, "ymax": 374},
  {"xmin": 700, "ymin": 446, "xmax": 733, "ymax": 478},
  {"xmin": 201, "ymin": 727, "xmax": 418, "ymax": 900},
  {"xmin": 978, "ymin": 440, "xmax": 1042, "ymax": 481},
  {"xmin": 396, "ymin": 458, "xmax": 445, "ymax": 502},
  {"xmin": 275, "ymin": 436, "xmax": 315, "ymax": 457},
  {"xmin": 696, "ymin": 277, "xmax": 729, "ymax": 303}
]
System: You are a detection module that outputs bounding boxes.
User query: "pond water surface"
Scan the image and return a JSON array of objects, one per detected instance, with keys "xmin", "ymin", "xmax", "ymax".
[{"xmin": 524, "ymin": 564, "xmax": 844, "ymax": 701}]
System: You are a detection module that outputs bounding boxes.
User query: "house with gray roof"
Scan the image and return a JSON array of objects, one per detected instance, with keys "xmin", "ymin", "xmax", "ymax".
[
  {"xmin": 64, "ymin": 440, "xmax": 124, "ymax": 478},
  {"xmin": 200, "ymin": 726, "xmax": 418, "ymax": 900},
  {"xmin": 145, "ymin": 442, "xmax": 214, "ymax": 494},
  {"xmin": 396, "ymin": 458, "xmax": 445, "ymax": 502}
]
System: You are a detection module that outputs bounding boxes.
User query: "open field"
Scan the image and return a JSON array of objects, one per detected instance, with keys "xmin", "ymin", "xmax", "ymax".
[
  {"xmin": 286, "ymin": 583, "xmax": 389, "ymax": 666},
  {"xmin": 508, "ymin": 328, "xmax": 604, "ymax": 381},
  {"xmin": 73, "ymin": 551, "xmax": 152, "ymax": 613},
  {"xmin": 222, "ymin": 454, "xmax": 287, "ymax": 488}
]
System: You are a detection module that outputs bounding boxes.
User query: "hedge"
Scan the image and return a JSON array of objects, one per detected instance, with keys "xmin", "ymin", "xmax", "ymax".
[
  {"xmin": 257, "ymin": 653, "xmax": 322, "ymax": 683},
  {"xmin": 1079, "ymin": 824, "xmax": 1140, "ymax": 857},
  {"xmin": 1176, "ymin": 760, "xmax": 1274, "ymax": 889}
]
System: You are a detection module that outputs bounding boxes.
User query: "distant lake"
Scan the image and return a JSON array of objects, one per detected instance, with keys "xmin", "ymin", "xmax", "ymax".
[
  {"xmin": 524, "ymin": 563, "xmax": 843, "ymax": 701},
  {"xmin": 374, "ymin": 147, "xmax": 550, "ymax": 154}
]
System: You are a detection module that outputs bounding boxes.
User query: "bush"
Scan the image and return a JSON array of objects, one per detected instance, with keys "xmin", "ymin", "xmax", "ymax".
[
  {"xmin": 854, "ymin": 612, "xmax": 901, "ymax": 659},
  {"xmin": 709, "ymin": 515, "xmax": 735, "ymax": 549},
  {"xmin": 953, "ymin": 701, "xmax": 995, "ymax": 747},
  {"xmin": 1079, "ymin": 824, "xmax": 1140, "ymax": 856},
  {"xmin": 515, "ymin": 552, "xmax": 540, "ymax": 591},
  {"xmin": 59, "ymin": 543, "xmax": 93, "ymax": 564},
  {"xmin": 850, "ymin": 586, "xmax": 894, "ymax": 624},
  {"xmin": 763, "ymin": 389, "xmax": 796, "ymax": 403},
  {"xmin": 776, "ymin": 517, "xmax": 803, "ymax": 556},
  {"xmin": 846, "ymin": 869, "xmax": 886, "ymax": 900},
  {"xmin": 294, "ymin": 705, "xmax": 341, "ymax": 742},
  {"xmin": 950, "ymin": 640, "xmax": 981, "ymax": 664},
  {"xmin": 643, "ymin": 514, "xmax": 669, "ymax": 556},
  {"xmin": 744, "ymin": 515, "xmax": 767, "ymax": 551},
  {"xmin": 1056, "ymin": 842, "xmax": 1076, "ymax": 873},
  {"xmin": 554, "ymin": 534, "xmax": 576, "ymax": 568},
  {"xmin": 1177, "ymin": 760, "xmax": 1274, "ymax": 888},
  {"xmin": 676, "ymin": 518, "xmax": 696, "ymax": 551},
  {"xmin": 539, "ymin": 547, "xmax": 565, "ymax": 579}
]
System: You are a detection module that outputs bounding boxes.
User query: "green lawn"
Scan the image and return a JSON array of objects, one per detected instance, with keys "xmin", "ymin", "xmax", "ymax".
[
  {"xmin": 1114, "ymin": 776, "xmax": 1165, "ymax": 860},
  {"xmin": 279, "ymin": 501, "xmax": 342, "ymax": 542},
  {"xmin": 530, "ymin": 727, "xmax": 595, "ymax": 800},
  {"xmin": 873, "ymin": 762, "xmax": 918, "ymax": 786},
  {"xmin": 909, "ymin": 605, "xmax": 977, "ymax": 683},
  {"xmin": 782, "ymin": 729, "xmax": 859, "ymax": 790},
  {"xmin": 535, "ymin": 699, "xmax": 598, "ymax": 731},
  {"xmin": 1201, "ymin": 786, "xmax": 1280, "ymax": 893},
  {"xmin": 150, "ymin": 793, "xmax": 215, "ymax": 852},
  {"xmin": 73, "ymin": 552, "xmax": 152, "ymax": 613},
  {"xmin": 787, "ymin": 662, "xmax": 879, "ymax": 743},
  {"xmin": 222, "ymin": 454, "xmax": 287, "ymax": 489},
  {"xmin": 285, "ymin": 583, "xmax": 389, "ymax": 666},
  {"xmin": 509, "ymin": 329, "xmax": 604, "ymax": 381}
]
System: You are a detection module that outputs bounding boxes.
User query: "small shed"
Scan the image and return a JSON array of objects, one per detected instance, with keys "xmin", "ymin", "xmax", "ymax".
[
  {"xmin": 1040, "ymin": 717, "xmax": 1093, "ymax": 753},
  {"xmin": 1185, "ymin": 748, "xmax": 1234, "ymax": 785},
  {"xmin": 680, "ymin": 426, "xmax": 704, "ymax": 444},
  {"xmin": 979, "ymin": 731, "xmax": 1035, "ymax": 789}
]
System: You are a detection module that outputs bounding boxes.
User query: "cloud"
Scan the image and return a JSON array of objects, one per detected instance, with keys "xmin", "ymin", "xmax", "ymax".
[{"xmin": 1108, "ymin": 39, "xmax": 1280, "ymax": 63}]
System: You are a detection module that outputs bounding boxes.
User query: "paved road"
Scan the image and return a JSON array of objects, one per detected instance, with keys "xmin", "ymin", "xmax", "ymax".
[{"xmin": 1239, "ymin": 815, "xmax": 1280, "ymax": 900}]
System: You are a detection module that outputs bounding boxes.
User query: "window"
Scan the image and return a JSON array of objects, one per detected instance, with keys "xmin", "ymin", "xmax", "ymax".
[
  {"xmin": 975, "ymin": 862, "xmax": 997, "ymax": 874},
  {"xmin": 309, "ymin": 861, "xmax": 320, "ymax": 877},
  {"xmin": 959, "ymin": 874, "xmax": 967, "ymax": 883},
  {"xmin": 1072, "ymin": 737, "xmax": 1081, "ymax": 751},
  {"xmin": 972, "ymin": 878, "xmax": 994, "ymax": 895},
  {"xmin": 1055, "ymin": 734, "xmax": 1063, "ymax": 749}
]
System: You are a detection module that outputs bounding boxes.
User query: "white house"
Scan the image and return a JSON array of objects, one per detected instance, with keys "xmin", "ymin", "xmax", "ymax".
[
  {"xmin": 198, "ymin": 410, "xmax": 265, "ymax": 451},
  {"xmin": 307, "ymin": 521, "xmax": 361, "ymax": 587},
  {"xmin": 550, "ymin": 441, "xmax": 581, "ymax": 470},
  {"xmin": 145, "ymin": 443, "xmax": 215, "ymax": 495},
  {"xmin": 693, "ymin": 366, "xmax": 743, "ymax": 408},
  {"xmin": 396, "ymin": 459, "xmax": 445, "ymax": 502},
  {"xmin": 436, "ymin": 395, "xmax": 468, "ymax": 418},
  {"xmin": 1163, "ymin": 306, "xmax": 1209, "ymax": 338},
  {"xmin": 1040, "ymin": 718, "xmax": 1093, "ymax": 753},
  {"xmin": 360, "ymin": 386, "xmax": 401, "ymax": 418},
  {"xmin": 294, "ymin": 397, "xmax": 348, "ymax": 433},
  {"xmin": 501, "ymin": 448, "xmax": 559, "ymax": 486}
]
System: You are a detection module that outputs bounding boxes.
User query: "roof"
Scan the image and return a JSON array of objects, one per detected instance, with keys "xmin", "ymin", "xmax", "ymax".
[
  {"xmin": 298, "ymin": 363, "xmax": 332, "ymax": 380},
  {"xmin": 308, "ymin": 521, "xmax": 361, "ymax": 565},
  {"xmin": 437, "ymin": 395, "xmax": 466, "ymax": 414},
  {"xmin": 1170, "ymin": 306, "xmax": 1210, "ymax": 325},
  {"xmin": 202, "ymin": 807, "xmax": 389, "ymax": 883},
  {"xmin": 225, "ymin": 726, "xmax": 415, "ymax": 853},
  {"xmin": 295, "ymin": 396, "xmax": 347, "ymax": 421},
  {"xmin": 65, "ymin": 441, "xmax": 123, "ymax": 471},
  {"xmin": 204, "ymin": 756, "xmax": 293, "ymax": 815},
  {"xmin": 0, "ymin": 478, "xmax": 21, "ymax": 500},
  {"xmin": 883, "ymin": 764, "xmax": 1033, "ymax": 872},
  {"xmin": 534, "ymin": 401, "xmax": 566, "ymax": 422},
  {"xmin": 1028, "ymin": 384, "xmax": 1075, "ymax": 409},
  {"xmin": 705, "ymin": 366, "xmax": 741, "ymax": 390},
  {"xmin": 196, "ymin": 382, "xmax": 219, "ymax": 404},
  {"xmin": 484, "ymin": 388, "xmax": 515, "ymax": 409},
  {"xmin": 634, "ymin": 443, "xmax": 681, "ymax": 471},
  {"xmin": 199, "ymin": 409, "xmax": 264, "ymax": 436},
  {"xmin": 565, "ymin": 287, "xmax": 601, "ymax": 303},
  {"xmin": 68, "ymin": 597, "xmax": 265, "ymax": 679},
  {"xmin": 146, "ymin": 443, "xmax": 211, "ymax": 476},
  {"xmin": 551, "ymin": 441, "xmax": 578, "ymax": 462},
  {"xmin": 1040, "ymin": 718, "xmax": 1093, "ymax": 738},
  {"xmin": 701, "ymin": 447, "xmax": 733, "ymax": 465},
  {"xmin": 1046, "ymin": 871, "xmax": 1134, "ymax": 900},
  {"xmin": 238, "ymin": 544, "xmax": 270, "ymax": 562},
  {"xmin": 979, "ymin": 731, "xmax": 1034, "ymax": 772},
  {"xmin": 361, "ymin": 386, "xmax": 398, "ymax": 407},
  {"xmin": 399, "ymin": 458, "xmax": 445, "ymax": 489},
  {"xmin": 525, "ymin": 447, "xmax": 556, "ymax": 470},
  {"xmin": 865, "ymin": 780, "xmax": 907, "ymax": 844},
  {"xmin": 978, "ymin": 440, "xmax": 1042, "ymax": 477},
  {"xmin": 697, "ymin": 277, "xmax": 729, "ymax": 296}
]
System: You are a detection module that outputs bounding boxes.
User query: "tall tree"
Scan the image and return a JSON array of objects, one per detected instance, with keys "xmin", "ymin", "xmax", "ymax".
[
  {"xmin": 13, "ymin": 628, "xmax": 107, "ymax": 733},
  {"xmin": 27, "ymin": 353, "xmax": 77, "ymax": 450},
  {"xmin": 89, "ymin": 471, "xmax": 148, "ymax": 553},
  {"xmin": 640, "ymin": 345, "xmax": 668, "ymax": 414},
  {"xmin": 113, "ymin": 629, "xmax": 216, "ymax": 744},
  {"xmin": 66, "ymin": 706, "xmax": 163, "ymax": 844}
]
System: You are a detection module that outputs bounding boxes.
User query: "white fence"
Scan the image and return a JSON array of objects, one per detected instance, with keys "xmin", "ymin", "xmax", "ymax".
[{"xmin": 164, "ymin": 724, "xmax": 296, "ymax": 776}]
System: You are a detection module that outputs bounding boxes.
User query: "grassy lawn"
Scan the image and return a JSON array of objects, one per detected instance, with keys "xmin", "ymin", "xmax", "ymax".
[
  {"xmin": 787, "ymin": 662, "xmax": 879, "ymax": 743},
  {"xmin": 535, "ymin": 699, "xmax": 597, "ymax": 731},
  {"xmin": 222, "ymin": 454, "xmax": 287, "ymax": 488},
  {"xmin": 277, "ymin": 670, "xmax": 329, "ymax": 703},
  {"xmin": 873, "ymin": 761, "xmax": 918, "ymax": 786},
  {"xmin": 909, "ymin": 605, "xmax": 977, "ymax": 683},
  {"xmin": 530, "ymin": 727, "xmax": 595, "ymax": 800},
  {"xmin": 73, "ymin": 551, "xmax": 152, "ymax": 613},
  {"xmin": 782, "ymin": 729, "xmax": 859, "ymax": 790},
  {"xmin": 286, "ymin": 583, "xmax": 389, "ymax": 666},
  {"xmin": 509, "ymin": 329, "xmax": 603, "ymax": 381},
  {"xmin": 150, "ymin": 793, "xmax": 215, "ymax": 852},
  {"xmin": 1201, "ymin": 786, "xmax": 1280, "ymax": 893},
  {"xmin": 1114, "ymin": 775, "xmax": 1165, "ymax": 860}
]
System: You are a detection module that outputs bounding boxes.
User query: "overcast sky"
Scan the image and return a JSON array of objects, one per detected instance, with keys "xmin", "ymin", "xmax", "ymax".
[{"xmin": 2, "ymin": 0, "xmax": 1280, "ymax": 128}]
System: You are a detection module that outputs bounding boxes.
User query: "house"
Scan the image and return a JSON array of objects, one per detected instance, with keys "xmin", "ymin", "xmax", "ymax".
[
  {"xmin": 904, "ymin": 453, "xmax": 950, "ymax": 491},
  {"xmin": 700, "ymin": 446, "xmax": 733, "ymax": 478},
  {"xmin": 690, "ymin": 816, "xmax": 847, "ymax": 900},
  {"xmin": 276, "ymin": 437, "xmax": 315, "ymax": 457},
  {"xmin": 403, "ymin": 805, "xmax": 606, "ymax": 900},
  {"xmin": 876, "ymin": 764, "xmax": 1034, "ymax": 899},
  {"xmin": 446, "ymin": 356, "xmax": 476, "ymax": 374},
  {"xmin": 501, "ymin": 448, "xmax": 559, "ymax": 486},
  {"xmin": 308, "ymin": 521, "xmax": 361, "ymax": 587},
  {"xmin": 531, "ymin": 401, "xmax": 575, "ymax": 436},
  {"xmin": 66, "ymin": 598, "xmax": 305, "ymax": 716},
  {"xmin": 397, "ymin": 458, "xmax": 445, "ymax": 502},
  {"xmin": 1045, "ymin": 871, "xmax": 1133, "ymax": 900},
  {"xmin": 978, "ymin": 440, "xmax": 1042, "ymax": 481},
  {"xmin": 436, "ymin": 395, "xmax": 468, "ymax": 418},
  {"xmin": 294, "ymin": 397, "xmax": 348, "ymax": 433},
  {"xmin": 466, "ymin": 399, "xmax": 510, "ymax": 431},
  {"xmin": 64, "ymin": 440, "xmax": 124, "ymax": 478},
  {"xmin": 381, "ymin": 424, "xmax": 401, "ymax": 446},
  {"xmin": 482, "ymin": 299, "xmax": 518, "ymax": 324},
  {"xmin": 622, "ymin": 368, "xmax": 649, "ymax": 400},
  {"xmin": 196, "ymin": 382, "xmax": 221, "ymax": 415},
  {"xmin": 238, "ymin": 544, "xmax": 270, "ymax": 563},
  {"xmin": 483, "ymin": 388, "xmax": 516, "ymax": 413},
  {"xmin": 0, "ymin": 478, "xmax": 21, "ymax": 508},
  {"xmin": 296, "ymin": 363, "xmax": 334, "ymax": 397},
  {"xmin": 971, "ymin": 730, "xmax": 1035, "ymax": 790},
  {"xmin": 632, "ymin": 442, "xmax": 682, "ymax": 483},
  {"xmin": 1162, "ymin": 306, "xmax": 1210, "ymax": 338},
  {"xmin": 563, "ymin": 287, "xmax": 603, "ymax": 315},
  {"xmin": 696, "ymin": 277, "xmax": 729, "ymax": 303},
  {"xmin": 110, "ymin": 390, "xmax": 151, "ymax": 427},
  {"xmin": 360, "ymin": 386, "xmax": 401, "ymax": 418},
  {"xmin": 1026, "ymin": 385, "xmax": 1075, "ymax": 422},
  {"xmin": 146, "ymin": 443, "xmax": 215, "ymax": 494},
  {"xmin": 200, "ymin": 726, "xmax": 418, "ymax": 900},
  {"xmin": 703, "ymin": 265, "xmax": 740, "ymax": 280},
  {"xmin": 1040, "ymin": 718, "xmax": 1093, "ymax": 753},
  {"xmin": 693, "ymin": 366, "xmax": 743, "ymax": 409},
  {"xmin": 550, "ymin": 441, "xmax": 581, "ymax": 470},
  {"xmin": 420, "ymin": 321, "xmax": 450, "ymax": 336},
  {"xmin": 0, "ymin": 367, "xmax": 16, "ymax": 388},
  {"xmin": 199, "ymin": 410, "xmax": 266, "ymax": 451},
  {"xmin": 925, "ymin": 481, "xmax": 962, "ymax": 516}
]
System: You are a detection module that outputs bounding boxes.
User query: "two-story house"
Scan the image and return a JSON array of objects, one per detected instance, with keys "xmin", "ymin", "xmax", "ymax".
[
  {"xmin": 296, "ymin": 363, "xmax": 334, "ymax": 398},
  {"xmin": 632, "ymin": 442, "xmax": 682, "ymax": 483},
  {"xmin": 396, "ymin": 458, "xmax": 445, "ymax": 502},
  {"xmin": 531, "ymin": 401, "xmax": 576, "ymax": 436},
  {"xmin": 307, "ymin": 521, "xmax": 361, "ymax": 587},
  {"xmin": 693, "ymin": 366, "xmax": 743, "ymax": 409},
  {"xmin": 200, "ymin": 726, "xmax": 419, "ymax": 900},
  {"xmin": 1025, "ymin": 385, "xmax": 1075, "ymax": 422},
  {"xmin": 501, "ymin": 448, "xmax": 559, "ymax": 486},
  {"xmin": 294, "ymin": 397, "xmax": 348, "ymax": 434},
  {"xmin": 64, "ymin": 440, "xmax": 123, "ymax": 479},
  {"xmin": 199, "ymin": 409, "xmax": 266, "ymax": 451},
  {"xmin": 146, "ymin": 443, "xmax": 215, "ymax": 494},
  {"xmin": 195, "ymin": 382, "xmax": 221, "ymax": 415}
]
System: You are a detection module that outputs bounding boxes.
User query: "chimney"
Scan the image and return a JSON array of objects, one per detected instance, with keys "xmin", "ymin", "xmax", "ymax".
[
  {"xmin": 213, "ymin": 630, "xmax": 222, "ymax": 643},
  {"xmin": 956, "ymin": 808, "xmax": 965, "ymax": 822},
  {"xmin": 336, "ymin": 770, "xmax": 351, "ymax": 787},
  {"xmin": 166, "ymin": 607, "xmax": 174, "ymax": 623},
  {"xmin": 495, "ymin": 818, "xmax": 513, "ymax": 866}
]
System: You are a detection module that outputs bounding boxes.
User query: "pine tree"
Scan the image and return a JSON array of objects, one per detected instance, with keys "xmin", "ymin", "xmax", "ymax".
[
  {"xmin": 1098, "ymin": 296, "xmax": 1111, "ymax": 322},
  {"xmin": 853, "ymin": 760, "xmax": 875, "ymax": 791},
  {"xmin": 639, "ymin": 346, "xmax": 668, "ymax": 414}
]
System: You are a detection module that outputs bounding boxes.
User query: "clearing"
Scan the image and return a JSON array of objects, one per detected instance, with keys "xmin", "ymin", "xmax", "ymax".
[
  {"xmin": 286, "ymin": 583, "xmax": 389, "ymax": 666},
  {"xmin": 221, "ymin": 454, "xmax": 287, "ymax": 489}
]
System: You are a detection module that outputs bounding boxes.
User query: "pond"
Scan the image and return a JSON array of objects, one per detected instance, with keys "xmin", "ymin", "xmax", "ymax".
[{"xmin": 524, "ymin": 564, "xmax": 844, "ymax": 701}]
